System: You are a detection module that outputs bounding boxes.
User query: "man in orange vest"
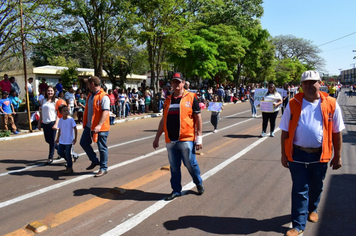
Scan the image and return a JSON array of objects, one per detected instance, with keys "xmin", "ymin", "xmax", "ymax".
[
  {"xmin": 153, "ymin": 72, "xmax": 204, "ymax": 201},
  {"xmin": 80, "ymin": 76, "xmax": 110, "ymax": 177},
  {"xmin": 280, "ymin": 70, "xmax": 345, "ymax": 236}
]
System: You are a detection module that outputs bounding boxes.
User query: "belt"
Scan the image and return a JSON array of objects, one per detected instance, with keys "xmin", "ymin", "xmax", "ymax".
[{"xmin": 294, "ymin": 145, "xmax": 322, "ymax": 153}]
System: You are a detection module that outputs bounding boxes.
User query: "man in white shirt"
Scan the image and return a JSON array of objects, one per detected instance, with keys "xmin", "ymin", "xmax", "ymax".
[{"xmin": 280, "ymin": 70, "xmax": 345, "ymax": 236}]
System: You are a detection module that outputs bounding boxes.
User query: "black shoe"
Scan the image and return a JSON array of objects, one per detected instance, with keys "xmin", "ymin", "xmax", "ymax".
[
  {"xmin": 46, "ymin": 158, "xmax": 53, "ymax": 165},
  {"xmin": 197, "ymin": 184, "xmax": 205, "ymax": 195},
  {"xmin": 165, "ymin": 192, "xmax": 181, "ymax": 201},
  {"xmin": 86, "ymin": 162, "xmax": 99, "ymax": 170}
]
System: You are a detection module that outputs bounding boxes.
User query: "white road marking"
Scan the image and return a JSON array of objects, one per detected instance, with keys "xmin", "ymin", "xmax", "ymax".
[
  {"xmin": 102, "ymin": 128, "xmax": 281, "ymax": 236},
  {"xmin": 0, "ymin": 110, "xmax": 250, "ymax": 178},
  {"xmin": 0, "ymin": 110, "xmax": 253, "ymax": 209}
]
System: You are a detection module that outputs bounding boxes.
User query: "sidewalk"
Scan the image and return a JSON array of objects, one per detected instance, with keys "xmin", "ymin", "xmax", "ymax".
[{"xmin": 0, "ymin": 112, "xmax": 163, "ymax": 142}]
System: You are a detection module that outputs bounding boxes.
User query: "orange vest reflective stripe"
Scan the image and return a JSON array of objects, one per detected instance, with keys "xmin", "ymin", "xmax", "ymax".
[
  {"xmin": 83, "ymin": 88, "xmax": 110, "ymax": 132},
  {"xmin": 285, "ymin": 92, "xmax": 336, "ymax": 163},
  {"xmin": 163, "ymin": 90, "xmax": 196, "ymax": 143}
]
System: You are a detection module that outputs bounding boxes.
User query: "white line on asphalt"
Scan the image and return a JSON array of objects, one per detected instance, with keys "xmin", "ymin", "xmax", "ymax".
[
  {"xmin": 101, "ymin": 128, "xmax": 281, "ymax": 236},
  {"xmin": 0, "ymin": 110, "xmax": 252, "ymax": 209},
  {"xmin": 0, "ymin": 110, "xmax": 250, "ymax": 178}
]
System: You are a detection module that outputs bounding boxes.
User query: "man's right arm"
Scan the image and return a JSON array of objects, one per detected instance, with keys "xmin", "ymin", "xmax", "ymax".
[
  {"xmin": 153, "ymin": 118, "xmax": 164, "ymax": 149},
  {"xmin": 281, "ymin": 130, "xmax": 289, "ymax": 168}
]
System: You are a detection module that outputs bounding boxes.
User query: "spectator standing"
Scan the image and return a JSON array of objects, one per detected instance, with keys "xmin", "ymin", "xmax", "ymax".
[
  {"xmin": 0, "ymin": 74, "xmax": 11, "ymax": 93},
  {"xmin": 144, "ymin": 86, "xmax": 151, "ymax": 113},
  {"xmin": 65, "ymin": 87, "xmax": 77, "ymax": 115},
  {"xmin": 249, "ymin": 83, "xmax": 257, "ymax": 117},
  {"xmin": 55, "ymin": 105, "xmax": 77, "ymax": 174},
  {"xmin": 77, "ymin": 93, "xmax": 86, "ymax": 124},
  {"xmin": 0, "ymin": 91, "xmax": 18, "ymax": 134},
  {"xmin": 217, "ymin": 86, "xmax": 225, "ymax": 102},
  {"xmin": 260, "ymin": 83, "xmax": 282, "ymax": 137},
  {"xmin": 108, "ymin": 89, "xmax": 116, "ymax": 125},
  {"xmin": 117, "ymin": 89, "xmax": 126, "ymax": 119},
  {"xmin": 101, "ymin": 80, "xmax": 108, "ymax": 92},
  {"xmin": 80, "ymin": 76, "xmax": 110, "ymax": 177},
  {"xmin": 55, "ymin": 79, "xmax": 63, "ymax": 96},
  {"xmin": 131, "ymin": 88, "xmax": 138, "ymax": 115},
  {"xmin": 10, "ymin": 76, "xmax": 21, "ymax": 96},
  {"xmin": 280, "ymin": 70, "xmax": 345, "ymax": 236},
  {"xmin": 38, "ymin": 78, "xmax": 48, "ymax": 94},
  {"xmin": 153, "ymin": 72, "xmax": 204, "ymax": 201},
  {"xmin": 281, "ymin": 83, "xmax": 290, "ymax": 115},
  {"xmin": 328, "ymin": 83, "xmax": 336, "ymax": 98},
  {"xmin": 138, "ymin": 95, "xmax": 145, "ymax": 114},
  {"xmin": 349, "ymin": 85, "xmax": 353, "ymax": 98},
  {"xmin": 39, "ymin": 86, "xmax": 60, "ymax": 164},
  {"xmin": 72, "ymin": 80, "xmax": 78, "ymax": 92},
  {"xmin": 9, "ymin": 90, "xmax": 22, "ymax": 131}
]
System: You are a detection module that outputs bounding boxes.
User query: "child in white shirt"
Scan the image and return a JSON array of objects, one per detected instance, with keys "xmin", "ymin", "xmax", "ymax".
[{"xmin": 55, "ymin": 105, "xmax": 77, "ymax": 174}]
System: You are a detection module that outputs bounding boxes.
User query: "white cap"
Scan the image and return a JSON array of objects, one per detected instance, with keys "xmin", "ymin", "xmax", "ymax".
[{"xmin": 301, "ymin": 70, "xmax": 321, "ymax": 81}]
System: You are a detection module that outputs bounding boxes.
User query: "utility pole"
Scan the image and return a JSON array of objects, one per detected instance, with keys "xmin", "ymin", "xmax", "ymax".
[{"xmin": 20, "ymin": 0, "xmax": 33, "ymax": 132}]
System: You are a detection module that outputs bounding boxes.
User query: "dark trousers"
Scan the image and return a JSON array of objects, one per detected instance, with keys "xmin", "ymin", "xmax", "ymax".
[
  {"xmin": 42, "ymin": 121, "xmax": 57, "ymax": 159},
  {"xmin": 281, "ymin": 97, "xmax": 289, "ymax": 115},
  {"xmin": 210, "ymin": 113, "xmax": 220, "ymax": 129},
  {"xmin": 58, "ymin": 144, "xmax": 73, "ymax": 168},
  {"xmin": 262, "ymin": 111, "xmax": 278, "ymax": 133}
]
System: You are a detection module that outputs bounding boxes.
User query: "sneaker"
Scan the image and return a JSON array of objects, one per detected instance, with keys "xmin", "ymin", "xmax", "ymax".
[
  {"xmin": 13, "ymin": 131, "xmax": 19, "ymax": 134},
  {"xmin": 252, "ymin": 115, "xmax": 254, "ymax": 118},
  {"xmin": 270, "ymin": 132, "xmax": 275, "ymax": 137},
  {"xmin": 213, "ymin": 129, "xmax": 217, "ymax": 133},
  {"xmin": 260, "ymin": 131, "xmax": 266, "ymax": 137},
  {"xmin": 285, "ymin": 228, "xmax": 304, "ymax": 236}
]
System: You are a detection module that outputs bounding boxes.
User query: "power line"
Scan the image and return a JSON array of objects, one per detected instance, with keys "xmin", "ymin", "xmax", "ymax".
[{"xmin": 318, "ymin": 31, "xmax": 356, "ymax": 47}]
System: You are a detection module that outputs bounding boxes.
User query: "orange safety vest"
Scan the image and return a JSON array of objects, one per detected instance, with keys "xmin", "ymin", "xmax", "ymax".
[
  {"xmin": 83, "ymin": 88, "xmax": 110, "ymax": 132},
  {"xmin": 163, "ymin": 90, "xmax": 197, "ymax": 143},
  {"xmin": 284, "ymin": 92, "xmax": 336, "ymax": 163}
]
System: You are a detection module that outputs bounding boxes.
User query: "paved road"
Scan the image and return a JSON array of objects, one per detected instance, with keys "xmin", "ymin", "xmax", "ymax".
[{"xmin": 0, "ymin": 92, "xmax": 355, "ymax": 236}]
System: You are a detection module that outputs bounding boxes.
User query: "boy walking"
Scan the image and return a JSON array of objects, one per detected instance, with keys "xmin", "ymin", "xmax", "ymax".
[{"xmin": 56, "ymin": 105, "xmax": 77, "ymax": 174}]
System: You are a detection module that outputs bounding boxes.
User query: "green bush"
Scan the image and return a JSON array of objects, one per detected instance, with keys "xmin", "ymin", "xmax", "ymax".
[{"xmin": 0, "ymin": 130, "xmax": 11, "ymax": 137}]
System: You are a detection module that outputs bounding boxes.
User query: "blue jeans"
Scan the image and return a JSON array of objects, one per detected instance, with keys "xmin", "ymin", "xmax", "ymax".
[
  {"xmin": 158, "ymin": 100, "xmax": 164, "ymax": 111},
  {"xmin": 249, "ymin": 99, "xmax": 257, "ymax": 115},
  {"xmin": 80, "ymin": 126, "xmax": 109, "ymax": 171},
  {"xmin": 288, "ymin": 147, "xmax": 327, "ymax": 231},
  {"xmin": 42, "ymin": 121, "xmax": 57, "ymax": 159},
  {"xmin": 125, "ymin": 103, "xmax": 130, "ymax": 117},
  {"xmin": 166, "ymin": 141, "xmax": 203, "ymax": 194},
  {"xmin": 118, "ymin": 100, "xmax": 125, "ymax": 118},
  {"xmin": 58, "ymin": 144, "xmax": 73, "ymax": 168},
  {"xmin": 210, "ymin": 113, "xmax": 220, "ymax": 129}
]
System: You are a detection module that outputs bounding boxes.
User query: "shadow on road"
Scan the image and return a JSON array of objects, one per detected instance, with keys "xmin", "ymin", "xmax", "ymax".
[
  {"xmin": 224, "ymin": 134, "xmax": 259, "ymax": 139},
  {"xmin": 163, "ymin": 214, "xmax": 290, "ymax": 234},
  {"xmin": 0, "ymin": 159, "xmax": 46, "ymax": 170},
  {"xmin": 316, "ymin": 174, "xmax": 356, "ymax": 236},
  {"xmin": 72, "ymin": 187, "xmax": 198, "ymax": 201}
]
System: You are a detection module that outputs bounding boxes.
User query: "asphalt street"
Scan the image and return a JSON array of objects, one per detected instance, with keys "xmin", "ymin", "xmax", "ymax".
[{"xmin": 0, "ymin": 90, "xmax": 355, "ymax": 236}]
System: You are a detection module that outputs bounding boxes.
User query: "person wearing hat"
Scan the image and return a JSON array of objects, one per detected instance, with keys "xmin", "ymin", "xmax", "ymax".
[
  {"xmin": 80, "ymin": 76, "xmax": 110, "ymax": 177},
  {"xmin": 279, "ymin": 70, "xmax": 345, "ymax": 236},
  {"xmin": 153, "ymin": 72, "xmax": 204, "ymax": 201},
  {"xmin": 0, "ymin": 91, "xmax": 18, "ymax": 134}
]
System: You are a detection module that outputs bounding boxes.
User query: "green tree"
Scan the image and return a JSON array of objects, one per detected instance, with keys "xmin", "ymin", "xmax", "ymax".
[
  {"xmin": 31, "ymin": 32, "xmax": 93, "ymax": 68},
  {"xmin": 57, "ymin": 0, "xmax": 134, "ymax": 77},
  {"xmin": 275, "ymin": 58, "xmax": 307, "ymax": 85}
]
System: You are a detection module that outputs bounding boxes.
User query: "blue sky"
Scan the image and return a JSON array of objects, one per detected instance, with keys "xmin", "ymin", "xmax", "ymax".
[{"xmin": 260, "ymin": 0, "xmax": 356, "ymax": 76}]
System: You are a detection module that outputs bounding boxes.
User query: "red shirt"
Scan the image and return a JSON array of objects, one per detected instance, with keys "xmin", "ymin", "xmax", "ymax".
[
  {"xmin": 39, "ymin": 82, "xmax": 48, "ymax": 93},
  {"xmin": 0, "ymin": 80, "xmax": 11, "ymax": 93},
  {"xmin": 109, "ymin": 94, "xmax": 115, "ymax": 105}
]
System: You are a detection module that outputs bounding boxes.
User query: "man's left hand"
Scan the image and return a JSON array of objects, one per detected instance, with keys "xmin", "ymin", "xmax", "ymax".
[
  {"xmin": 196, "ymin": 144, "xmax": 203, "ymax": 150},
  {"xmin": 94, "ymin": 125, "xmax": 101, "ymax": 133},
  {"xmin": 330, "ymin": 156, "xmax": 342, "ymax": 170}
]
